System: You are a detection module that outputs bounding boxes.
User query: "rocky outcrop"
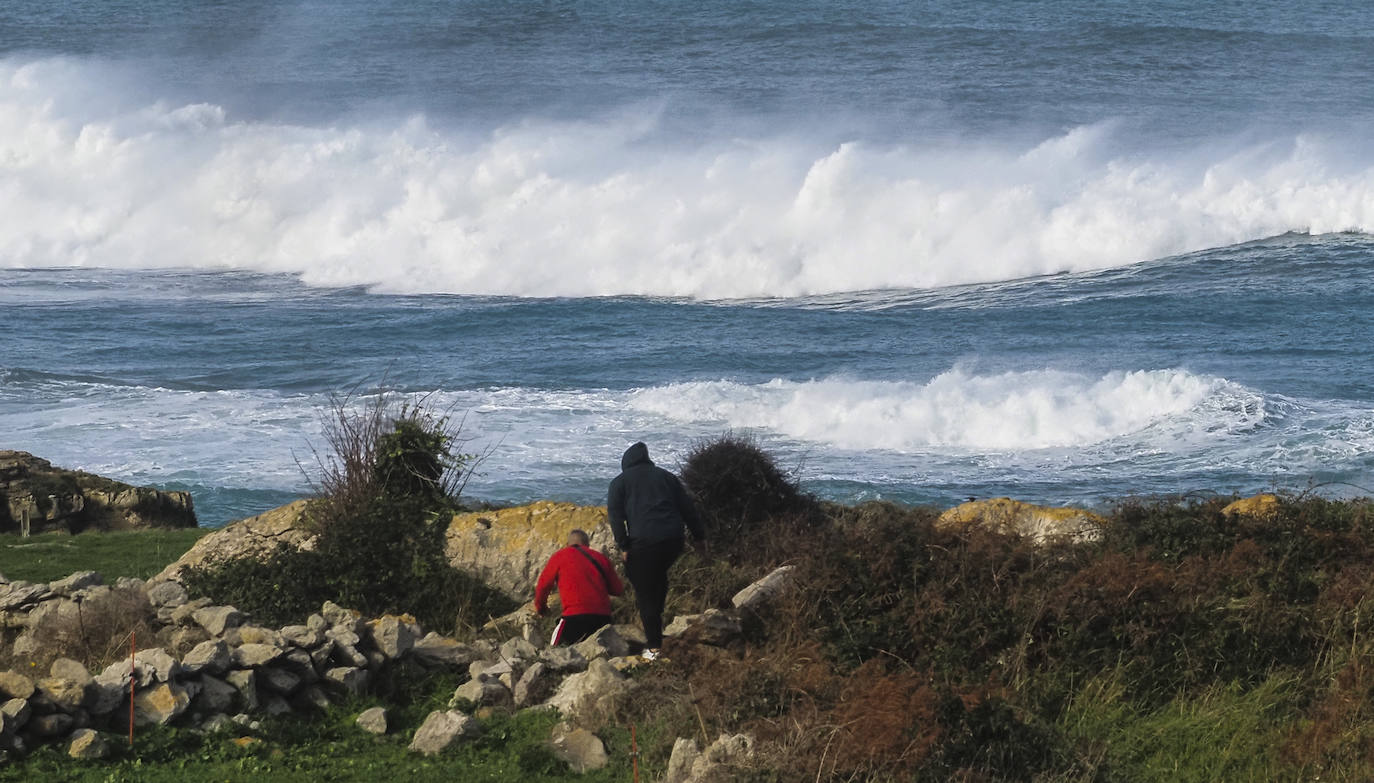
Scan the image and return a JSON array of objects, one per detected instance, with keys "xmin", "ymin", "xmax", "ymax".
[
  {"xmin": 153, "ymin": 500, "xmax": 315, "ymax": 582},
  {"xmin": 1222, "ymin": 493, "xmax": 1281, "ymax": 518},
  {"xmin": 155, "ymin": 500, "xmax": 612, "ymax": 600},
  {"xmin": 936, "ymin": 498, "xmax": 1106, "ymax": 543},
  {"xmin": 445, "ymin": 502, "xmax": 614, "ymax": 598},
  {"xmin": 0, "ymin": 451, "xmax": 195, "ymax": 534}
]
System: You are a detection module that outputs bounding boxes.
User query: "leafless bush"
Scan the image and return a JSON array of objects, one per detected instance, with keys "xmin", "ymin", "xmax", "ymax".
[{"xmin": 17, "ymin": 586, "xmax": 155, "ymax": 673}]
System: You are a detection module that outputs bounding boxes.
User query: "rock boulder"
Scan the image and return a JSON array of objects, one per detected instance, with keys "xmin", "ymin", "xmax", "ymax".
[
  {"xmin": 0, "ymin": 451, "xmax": 195, "ymax": 533},
  {"xmin": 935, "ymin": 498, "xmax": 1106, "ymax": 543},
  {"xmin": 445, "ymin": 502, "xmax": 614, "ymax": 598}
]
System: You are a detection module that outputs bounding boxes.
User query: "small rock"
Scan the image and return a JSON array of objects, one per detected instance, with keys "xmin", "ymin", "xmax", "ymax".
[
  {"xmin": 280, "ymin": 625, "xmax": 323, "ymax": 649},
  {"xmin": 0, "ymin": 672, "xmax": 35, "ymax": 700},
  {"xmin": 183, "ymin": 640, "xmax": 233, "ymax": 675},
  {"xmin": 225, "ymin": 625, "xmax": 284, "ymax": 648},
  {"xmin": 257, "ymin": 666, "xmax": 302, "ymax": 695},
  {"xmin": 513, "ymin": 662, "xmax": 553, "ymax": 708},
  {"xmin": 664, "ymin": 737, "xmax": 701, "ymax": 783},
  {"xmin": 539, "ymin": 646, "xmax": 588, "ymax": 674},
  {"xmin": 292, "ymin": 685, "xmax": 332, "ymax": 712},
  {"xmin": 408, "ymin": 710, "xmax": 479, "ymax": 755},
  {"xmin": 366, "ymin": 615, "xmax": 420, "ymax": 659},
  {"xmin": 324, "ymin": 667, "xmax": 369, "ymax": 697},
  {"xmin": 133, "ymin": 683, "xmax": 191, "ymax": 726},
  {"xmin": 194, "ymin": 676, "xmax": 238, "ymax": 714},
  {"xmin": 225, "ymin": 670, "xmax": 260, "ymax": 712},
  {"xmin": 49, "ymin": 658, "xmax": 91, "ymax": 683},
  {"xmin": 114, "ymin": 576, "xmax": 146, "ymax": 592},
  {"xmin": 545, "ymin": 658, "xmax": 634, "ymax": 719},
  {"xmin": 170, "ymin": 598, "xmax": 214, "ymax": 627},
  {"xmin": 550, "ymin": 723, "xmax": 609, "ymax": 772},
  {"xmin": 233, "ymin": 643, "xmax": 284, "ymax": 668},
  {"xmin": 50, "ymin": 571, "xmax": 102, "ymax": 597},
  {"xmin": 499, "ymin": 636, "xmax": 538, "ymax": 663},
  {"xmin": 450, "ymin": 678, "xmax": 512, "ymax": 711},
  {"xmin": 410, "ymin": 634, "xmax": 478, "ymax": 669},
  {"xmin": 731, "ymin": 565, "xmax": 796, "ymax": 613},
  {"xmin": 192, "ymin": 605, "xmax": 245, "ymax": 637},
  {"xmin": 321, "ymin": 601, "xmax": 359, "ymax": 628},
  {"xmin": 663, "ymin": 609, "xmax": 742, "ymax": 647},
  {"xmin": 1, "ymin": 698, "xmax": 31, "ymax": 730},
  {"xmin": 573, "ymin": 625, "xmax": 629, "ymax": 660},
  {"xmin": 356, "ymin": 706, "xmax": 388, "ymax": 735},
  {"xmin": 145, "ymin": 581, "xmax": 189, "ymax": 609},
  {"xmin": 0, "ymin": 583, "xmax": 54, "ymax": 611},
  {"xmin": 67, "ymin": 728, "xmax": 110, "ymax": 760},
  {"xmin": 35, "ymin": 676, "xmax": 89, "ymax": 712},
  {"xmin": 306, "ymin": 613, "xmax": 328, "ymax": 634},
  {"xmin": 200, "ymin": 713, "xmax": 233, "ymax": 732}
]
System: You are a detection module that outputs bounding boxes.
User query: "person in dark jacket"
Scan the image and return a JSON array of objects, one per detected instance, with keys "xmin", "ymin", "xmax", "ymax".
[
  {"xmin": 534, "ymin": 529, "xmax": 626, "ymax": 646},
  {"xmin": 608, "ymin": 442, "xmax": 706, "ymax": 661}
]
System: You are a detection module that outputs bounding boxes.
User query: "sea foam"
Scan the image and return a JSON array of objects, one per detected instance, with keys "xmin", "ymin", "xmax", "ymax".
[{"xmin": 4, "ymin": 55, "xmax": 1374, "ymax": 298}]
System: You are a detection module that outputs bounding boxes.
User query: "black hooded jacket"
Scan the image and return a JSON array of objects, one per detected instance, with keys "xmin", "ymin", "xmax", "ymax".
[{"xmin": 607, "ymin": 442, "xmax": 704, "ymax": 551}]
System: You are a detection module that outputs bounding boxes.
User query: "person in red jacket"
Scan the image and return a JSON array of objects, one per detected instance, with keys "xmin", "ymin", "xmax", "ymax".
[{"xmin": 534, "ymin": 529, "xmax": 626, "ymax": 645}]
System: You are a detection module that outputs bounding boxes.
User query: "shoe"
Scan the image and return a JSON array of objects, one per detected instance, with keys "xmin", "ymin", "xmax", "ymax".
[{"xmin": 640, "ymin": 648, "xmax": 662, "ymax": 662}]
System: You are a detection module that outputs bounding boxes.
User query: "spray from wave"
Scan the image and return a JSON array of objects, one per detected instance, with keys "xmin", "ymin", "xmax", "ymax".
[{"xmin": 3, "ymin": 56, "xmax": 1373, "ymax": 298}]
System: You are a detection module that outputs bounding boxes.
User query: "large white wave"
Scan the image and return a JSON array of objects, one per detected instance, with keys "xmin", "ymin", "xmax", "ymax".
[
  {"xmin": 3, "ymin": 56, "xmax": 1373, "ymax": 298},
  {"xmin": 628, "ymin": 369, "xmax": 1270, "ymax": 452}
]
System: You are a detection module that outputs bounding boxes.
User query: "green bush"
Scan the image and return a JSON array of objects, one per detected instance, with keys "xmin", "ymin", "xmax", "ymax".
[{"xmin": 679, "ymin": 433, "xmax": 814, "ymax": 557}]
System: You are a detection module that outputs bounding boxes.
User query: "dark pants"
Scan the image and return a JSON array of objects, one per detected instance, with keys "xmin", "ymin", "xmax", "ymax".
[
  {"xmin": 552, "ymin": 613, "xmax": 611, "ymax": 646},
  {"xmin": 626, "ymin": 537, "xmax": 683, "ymax": 649}
]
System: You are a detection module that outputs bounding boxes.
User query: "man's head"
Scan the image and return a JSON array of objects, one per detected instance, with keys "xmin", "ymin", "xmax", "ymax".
[{"xmin": 568, "ymin": 529, "xmax": 590, "ymax": 547}]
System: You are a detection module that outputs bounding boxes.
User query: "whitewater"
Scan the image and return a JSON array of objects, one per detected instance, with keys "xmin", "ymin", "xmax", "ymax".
[{"xmin": 2, "ymin": 0, "xmax": 1373, "ymax": 524}]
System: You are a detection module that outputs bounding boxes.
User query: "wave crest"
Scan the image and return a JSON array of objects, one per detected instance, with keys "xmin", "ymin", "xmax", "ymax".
[{"xmin": 4, "ymin": 57, "xmax": 1374, "ymax": 298}]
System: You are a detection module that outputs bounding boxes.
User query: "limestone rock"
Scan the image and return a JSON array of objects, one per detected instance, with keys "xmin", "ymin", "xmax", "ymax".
[
  {"xmin": 936, "ymin": 498, "xmax": 1106, "ymax": 543},
  {"xmin": 499, "ymin": 636, "xmax": 539, "ymax": 663},
  {"xmin": 170, "ymin": 598, "xmax": 214, "ymax": 627},
  {"xmin": 550, "ymin": 723, "xmax": 608, "ymax": 772},
  {"xmin": 1, "ymin": 698, "xmax": 30, "ymax": 730},
  {"xmin": 182, "ymin": 640, "xmax": 233, "ymax": 675},
  {"xmin": 0, "ymin": 583, "xmax": 53, "ymax": 612},
  {"xmin": 152, "ymin": 500, "xmax": 313, "ymax": 583},
  {"xmin": 233, "ymin": 643, "xmax": 284, "ymax": 669},
  {"xmin": 445, "ymin": 502, "xmax": 614, "ymax": 598},
  {"xmin": 366, "ymin": 615, "xmax": 420, "ymax": 659},
  {"xmin": 450, "ymin": 677, "xmax": 512, "ymax": 711},
  {"xmin": 732, "ymin": 565, "xmax": 796, "ymax": 613},
  {"xmin": 324, "ymin": 667, "xmax": 369, "ymax": 697},
  {"xmin": 133, "ymin": 683, "xmax": 191, "ymax": 726},
  {"xmin": 409, "ymin": 709, "xmax": 479, "ymax": 755},
  {"xmin": 257, "ymin": 666, "xmax": 301, "ymax": 695},
  {"xmin": 0, "ymin": 451, "xmax": 196, "ymax": 534},
  {"xmin": 67, "ymin": 728, "xmax": 110, "ymax": 760},
  {"xmin": 1222, "ymin": 493, "xmax": 1282, "ymax": 518},
  {"xmin": 411, "ymin": 633, "xmax": 478, "ymax": 669},
  {"xmin": 356, "ymin": 706, "xmax": 388, "ymax": 735},
  {"xmin": 280, "ymin": 625, "xmax": 323, "ymax": 649},
  {"xmin": 225, "ymin": 670, "xmax": 260, "ymax": 712},
  {"xmin": 225, "ymin": 626, "xmax": 284, "ymax": 648},
  {"xmin": 192, "ymin": 606, "xmax": 245, "ymax": 637},
  {"xmin": 50, "ymin": 571, "xmax": 102, "ymax": 597},
  {"xmin": 513, "ymin": 662, "xmax": 553, "ymax": 708},
  {"xmin": 573, "ymin": 626, "xmax": 629, "ymax": 661},
  {"xmin": 145, "ymin": 580, "xmax": 189, "ymax": 609},
  {"xmin": 194, "ymin": 676, "xmax": 238, "ymax": 714},
  {"xmin": 35, "ymin": 676, "xmax": 89, "ymax": 713},
  {"xmin": 545, "ymin": 658, "xmax": 634, "ymax": 719},
  {"xmin": 666, "ymin": 733, "xmax": 755, "ymax": 783},
  {"xmin": 664, "ymin": 609, "xmax": 743, "ymax": 647},
  {"xmin": 539, "ymin": 645, "xmax": 588, "ymax": 674},
  {"xmin": 0, "ymin": 672, "xmax": 35, "ymax": 701}
]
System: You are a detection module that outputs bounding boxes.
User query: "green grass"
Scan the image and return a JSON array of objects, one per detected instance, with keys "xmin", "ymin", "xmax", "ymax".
[
  {"xmin": 0, "ymin": 699, "xmax": 635, "ymax": 782},
  {"xmin": 0, "ymin": 528, "xmax": 209, "ymax": 583}
]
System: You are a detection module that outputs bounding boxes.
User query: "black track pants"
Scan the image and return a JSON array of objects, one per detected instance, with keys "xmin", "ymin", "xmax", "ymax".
[
  {"xmin": 626, "ymin": 538, "xmax": 684, "ymax": 649},
  {"xmin": 551, "ymin": 613, "xmax": 611, "ymax": 646}
]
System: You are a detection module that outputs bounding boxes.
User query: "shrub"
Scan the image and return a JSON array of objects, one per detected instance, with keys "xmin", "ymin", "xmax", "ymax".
[
  {"xmin": 186, "ymin": 391, "xmax": 514, "ymax": 633},
  {"xmin": 679, "ymin": 434, "xmax": 814, "ymax": 556},
  {"xmin": 14, "ymin": 584, "xmax": 156, "ymax": 672}
]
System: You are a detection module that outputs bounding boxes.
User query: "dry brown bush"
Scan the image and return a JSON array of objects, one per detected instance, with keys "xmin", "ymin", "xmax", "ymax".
[{"xmin": 14, "ymin": 586, "xmax": 155, "ymax": 673}]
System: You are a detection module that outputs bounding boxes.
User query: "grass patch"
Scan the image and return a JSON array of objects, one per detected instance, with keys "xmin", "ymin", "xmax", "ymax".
[
  {"xmin": 0, "ymin": 528, "xmax": 209, "ymax": 583},
  {"xmin": 0, "ymin": 693, "xmax": 633, "ymax": 782}
]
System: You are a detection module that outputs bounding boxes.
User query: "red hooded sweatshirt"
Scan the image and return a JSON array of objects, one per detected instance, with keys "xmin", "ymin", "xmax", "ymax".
[{"xmin": 534, "ymin": 545, "xmax": 625, "ymax": 617}]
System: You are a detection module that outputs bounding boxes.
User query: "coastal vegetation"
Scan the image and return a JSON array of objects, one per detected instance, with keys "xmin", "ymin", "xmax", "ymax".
[{"xmin": 2, "ymin": 415, "xmax": 1373, "ymax": 780}]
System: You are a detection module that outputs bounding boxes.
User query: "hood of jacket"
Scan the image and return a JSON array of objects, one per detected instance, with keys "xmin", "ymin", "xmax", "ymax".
[{"xmin": 621, "ymin": 442, "xmax": 653, "ymax": 471}]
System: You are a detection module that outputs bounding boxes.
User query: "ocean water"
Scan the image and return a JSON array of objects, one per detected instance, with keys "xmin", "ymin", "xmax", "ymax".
[{"xmin": 2, "ymin": 1, "xmax": 1372, "ymax": 526}]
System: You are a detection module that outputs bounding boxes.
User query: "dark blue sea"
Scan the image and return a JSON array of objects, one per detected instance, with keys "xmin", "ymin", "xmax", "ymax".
[{"xmin": 3, "ymin": 1, "xmax": 1373, "ymax": 526}]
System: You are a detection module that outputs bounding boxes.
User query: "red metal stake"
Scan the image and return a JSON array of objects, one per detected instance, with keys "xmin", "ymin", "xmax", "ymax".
[
  {"xmin": 631, "ymin": 723, "xmax": 640, "ymax": 783},
  {"xmin": 128, "ymin": 631, "xmax": 136, "ymax": 747}
]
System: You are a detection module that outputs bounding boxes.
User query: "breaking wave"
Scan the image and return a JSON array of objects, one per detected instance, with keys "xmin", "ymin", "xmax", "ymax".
[{"xmin": 4, "ymin": 57, "xmax": 1374, "ymax": 298}]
